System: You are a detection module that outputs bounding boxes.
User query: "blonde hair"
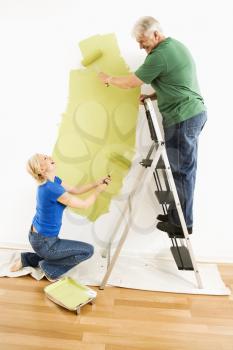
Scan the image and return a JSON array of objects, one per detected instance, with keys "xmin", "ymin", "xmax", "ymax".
[
  {"xmin": 27, "ymin": 154, "xmax": 45, "ymax": 184},
  {"xmin": 132, "ymin": 16, "xmax": 163, "ymax": 39}
]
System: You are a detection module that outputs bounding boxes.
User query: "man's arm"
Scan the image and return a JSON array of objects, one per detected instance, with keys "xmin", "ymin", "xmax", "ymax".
[{"xmin": 98, "ymin": 72, "xmax": 143, "ymax": 89}]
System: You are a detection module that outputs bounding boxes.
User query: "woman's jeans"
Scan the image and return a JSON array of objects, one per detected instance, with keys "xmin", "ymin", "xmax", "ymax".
[
  {"xmin": 163, "ymin": 111, "xmax": 207, "ymax": 228},
  {"xmin": 21, "ymin": 230, "xmax": 94, "ymax": 279}
]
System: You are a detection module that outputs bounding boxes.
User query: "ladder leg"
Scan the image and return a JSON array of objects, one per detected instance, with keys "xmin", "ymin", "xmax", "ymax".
[
  {"xmin": 102, "ymin": 208, "xmax": 127, "ymax": 266},
  {"xmin": 162, "ymin": 148, "xmax": 203, "ymax": 288},
  {"xmin": 99, "ymin": 146, "xmax": 163, "ymax": 290},
  {"xmin": 102, "ymin": 143, "xmax": 156, "ymax": 267},
  {"xmin": 99, "ymin": 197, "xmax": 132, "ymax": 290}
]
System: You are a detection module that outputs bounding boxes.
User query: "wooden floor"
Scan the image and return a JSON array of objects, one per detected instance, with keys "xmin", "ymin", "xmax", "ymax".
[{"xmin": 0, "ymin": 264, "xmax": 233, "ymax": 350}]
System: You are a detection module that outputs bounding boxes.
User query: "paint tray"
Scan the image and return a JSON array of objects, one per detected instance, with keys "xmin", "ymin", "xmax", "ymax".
[{"xmin": 44, "ymin": 277, "xmax": 96, "ymax": 314}]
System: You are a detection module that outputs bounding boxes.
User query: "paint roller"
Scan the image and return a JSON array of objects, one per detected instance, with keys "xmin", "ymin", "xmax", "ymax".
[
  {"xmin": 81, "ymin": 49, "xmax": 110, "ymax": 87},
  {"xmin": 108, "ymin": 152, "xmax": 132, "ymax": 171},
  {"xmin": 81, "ymin": 49, "xmax": 103, "ymax": 68}
]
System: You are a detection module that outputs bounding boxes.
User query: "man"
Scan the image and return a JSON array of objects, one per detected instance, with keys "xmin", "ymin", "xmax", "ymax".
[{"xmin": 98, "ymin": 16, "xmax": 207, "ymax": 237}]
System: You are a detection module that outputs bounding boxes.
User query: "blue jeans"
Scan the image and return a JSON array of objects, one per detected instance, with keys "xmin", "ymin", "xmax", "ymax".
[
  {"xmin": 163, "ymin": 111, "xmax": 207, "ymax": 227},
  {"xmin": 21, "ymin": 229, "xmax": 94, "ymax": 279}
]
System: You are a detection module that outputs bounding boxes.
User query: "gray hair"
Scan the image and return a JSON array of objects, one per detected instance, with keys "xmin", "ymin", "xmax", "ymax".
[{"xmin": 132, "ymin": 16, "xmax": 163, "ymax": 39}]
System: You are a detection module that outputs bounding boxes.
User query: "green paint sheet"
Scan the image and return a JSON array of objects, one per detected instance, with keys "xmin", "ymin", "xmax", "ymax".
[{"xmin": 53, "ymin": 33, "xmax": 140, "ymax": 221}]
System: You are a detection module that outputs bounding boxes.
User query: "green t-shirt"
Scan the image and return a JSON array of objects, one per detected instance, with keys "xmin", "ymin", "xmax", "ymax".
[{"xmin": 135, "ymin": 37, "xmax": 206, "ymax": 128}]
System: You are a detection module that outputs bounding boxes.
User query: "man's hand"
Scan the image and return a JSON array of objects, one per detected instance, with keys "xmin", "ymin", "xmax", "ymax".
[
  {"xmin": 139, "ymin": 94, "xmax": 149, "ymax": 104},
  {"xmin": 139, "ymin": 93, "xmax": 157, "ymax": 104}
]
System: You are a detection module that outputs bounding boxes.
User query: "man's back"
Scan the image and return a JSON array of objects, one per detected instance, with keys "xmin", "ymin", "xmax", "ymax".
[{"xmin": 135, "ymin": 37, "xmax": 206, "ymax": 127}]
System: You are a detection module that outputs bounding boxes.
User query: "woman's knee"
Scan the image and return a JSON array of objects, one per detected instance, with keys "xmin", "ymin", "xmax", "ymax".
[{"xmin": 73, "ymin": 244, "xmax": 94, "ymax": 264}]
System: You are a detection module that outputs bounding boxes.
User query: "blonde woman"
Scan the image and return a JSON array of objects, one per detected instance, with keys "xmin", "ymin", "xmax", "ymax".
[{"xmin": 11, "ymin": 154, "xmax": 111, "ymax": 281}]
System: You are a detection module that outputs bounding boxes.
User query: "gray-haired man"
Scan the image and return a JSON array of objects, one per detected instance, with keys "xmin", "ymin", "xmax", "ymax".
[{"xmin": 98, "ymin": 16, "xmax": 207, "ymax": 237}]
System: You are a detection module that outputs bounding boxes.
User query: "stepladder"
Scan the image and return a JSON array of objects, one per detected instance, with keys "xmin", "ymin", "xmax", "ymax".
[{"xmin": 99, "ymin": 98, "xmax": 203, "ymax": 290}]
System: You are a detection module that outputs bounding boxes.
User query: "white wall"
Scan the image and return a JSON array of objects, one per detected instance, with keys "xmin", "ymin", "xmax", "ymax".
[{"xmin": 0, "ymin": 0, "xmax": 232, "ymax": 262}]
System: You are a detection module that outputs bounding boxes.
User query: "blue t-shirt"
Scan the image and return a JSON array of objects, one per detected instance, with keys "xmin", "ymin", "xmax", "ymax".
[{"xmin": 32, "ymin": 176, "xmax": 66, "ymax": 237}]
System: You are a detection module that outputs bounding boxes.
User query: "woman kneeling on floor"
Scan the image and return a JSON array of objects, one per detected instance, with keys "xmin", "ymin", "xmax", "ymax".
[{"xmin": 11, "ymin": 153, "xmax": 111, "ymax": 281}]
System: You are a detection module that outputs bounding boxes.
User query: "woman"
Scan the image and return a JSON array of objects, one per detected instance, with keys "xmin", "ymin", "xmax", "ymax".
[{"xmin": 10, "ymin": 153, "xmax": 111, "ymax": 281}]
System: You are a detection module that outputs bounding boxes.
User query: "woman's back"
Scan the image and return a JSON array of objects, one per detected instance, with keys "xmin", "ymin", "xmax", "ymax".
[{"xmin": 32, "ymin": 176, "xmax": 66, "ymax": 237}]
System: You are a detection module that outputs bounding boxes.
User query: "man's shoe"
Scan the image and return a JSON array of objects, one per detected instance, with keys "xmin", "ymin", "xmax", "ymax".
[
  {"xmin": 156, "ymin": 221, "xmax": 192, "ymax": 238},
  {"xmin": 157, "ymin": 214, "xmax": 168, "ymax": 222}
]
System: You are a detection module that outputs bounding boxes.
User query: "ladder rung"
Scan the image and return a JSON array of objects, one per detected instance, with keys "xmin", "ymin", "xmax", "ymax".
[
  {"xmin": 154, "ymin": 190, "xmax": 173, "ymax": 204},
  {"xmin": 170, "ymin": 246, "xmax": 194, "ymax": 270},
  {"xmin": 140, "ymin": 157, "xmax": 166, "ymax": 169},
  {"xmin": 140, "ymin": 159, "xmax": 153, "ymax": 168}
]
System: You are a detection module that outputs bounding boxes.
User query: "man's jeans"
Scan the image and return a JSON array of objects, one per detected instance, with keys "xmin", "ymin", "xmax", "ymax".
[
  {"xmin": 21, "ymin": 230, "xmax": 94, "ymax": 279},
  {"xmin": 163, "ymin": 111, "xmax": 207, "ymax": 228}
]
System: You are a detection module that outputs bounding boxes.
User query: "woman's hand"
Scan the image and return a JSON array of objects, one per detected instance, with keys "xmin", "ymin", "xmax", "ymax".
[
  {"xmin": 96, "ymin": 175, "xmax": 112, "ymax": 193},
  {"xmin": 96, "ymin": 175, "xmax": 112, "ymax": 186},
  {"xmin": 96, "ymin": 183, "xmax": 108, "ymax": 193}
]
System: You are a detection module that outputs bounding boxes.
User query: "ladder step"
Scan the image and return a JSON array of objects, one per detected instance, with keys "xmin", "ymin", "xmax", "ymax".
[
  {"xmin": 154, "ymin": 190, "xmax": 173, "ymax": 204},
  {"xmin": 140, "ymin": 157, "xmax": 165, "ymax": 169},
  {"xmin": 170, "ymin": 246, "xmax": 194, "ymax": 270}
]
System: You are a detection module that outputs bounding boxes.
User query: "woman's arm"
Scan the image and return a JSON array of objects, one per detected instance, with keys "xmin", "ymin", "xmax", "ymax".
[
  {"xmin": 62, "ymin": 181, "xmax": 97, "ymax": 195},
  {"xmin": 62, "ymin": 176, "xmax": 111, "ymax": 195},
  {"xmin": 57, "ymin": 183, "xmax": 108, "ymax": 209}
]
